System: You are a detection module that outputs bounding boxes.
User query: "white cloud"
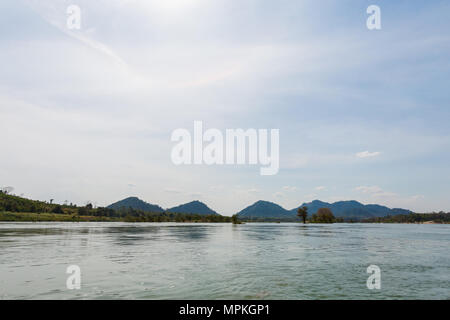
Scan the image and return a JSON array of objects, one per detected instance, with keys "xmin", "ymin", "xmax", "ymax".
[
  {"xmin": 354, "ymin": 186, "xmax": 425, "ymax": 210},
  {"xmin": 354, "ymin": 185, "xmax": 398, "ymax": 199},
  {"xmin": 315, "ymin": 186, "xmax": 326, "ymax": 191},
  {"xmin": 356, "ymin": 151, "xmax": 381, "ymax": 158},
  {"xmin": 354, "ymin": 186, "xmax": 384, "ymax": 194}
]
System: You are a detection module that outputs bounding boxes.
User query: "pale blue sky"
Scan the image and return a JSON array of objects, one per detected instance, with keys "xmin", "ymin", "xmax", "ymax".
[{"xmin": 0, "ymin": 0, "xmax": 449, "ymax": 214}]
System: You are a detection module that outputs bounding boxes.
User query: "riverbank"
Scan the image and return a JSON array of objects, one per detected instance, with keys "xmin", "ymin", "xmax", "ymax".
[
  {"xmin": 1, "ymin": 211, "xmax": 448, "ymax": 224},
  {"xmin": 0, "ymin": 211, "xmax": 119, "ymax": 222},
  {"xmin": 0, "ymin": 211, "xmax": 231, "ymax": 223}
]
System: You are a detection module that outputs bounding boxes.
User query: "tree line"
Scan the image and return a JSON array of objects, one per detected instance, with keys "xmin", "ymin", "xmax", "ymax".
[
  {"xmin": 296, "ymin": 206, "xmax": 341, "ymax": 223},
  {"xmin": 2, "ymin": 190, "xmax": 448, "ymax": 223},
  {"xmin": 362, "ymin": 212, "xmax": 450, "ymax": 224}
]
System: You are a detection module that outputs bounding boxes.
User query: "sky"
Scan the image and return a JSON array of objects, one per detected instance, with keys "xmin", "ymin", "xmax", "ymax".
[{"xmin": 0, "ymin": 0, "xmax": 449, "ymax": 215}]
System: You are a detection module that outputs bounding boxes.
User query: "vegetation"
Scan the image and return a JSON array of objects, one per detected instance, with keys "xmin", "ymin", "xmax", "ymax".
[
  {"xmin": 2, "ymin": 190, "xmax": 448, "ymax": 224},
  {"xmin": 118, "ymin": 210, "xmax": 231, "ymax": 223},
  {"xmin": 0, "ymin": 212, "xmax": 119, "ymax": 222},
  {"xmin": 0, "ymin": 191, "xmax": 231, "ymax": 223},
  {"xmin": 297, "ymin": 206, "xmax": 308, "ymax": 224},
  {"xmin": 238, "ymin": 217, "xmax": 299, "ymax": 222},
  {"xmin": 0, "ymin": 191, "xmax": 60, "ymax": 213},
  {"xmin": 310, "ymin": 208, "xmax": 336, "ymax": 223},
  {"xmin": 362, "ymin": 212, "xmax": 450, "ymax": 224},
  {"xmin": 231, "ymin": 214, "xmax": 243, "ymax": 224}
]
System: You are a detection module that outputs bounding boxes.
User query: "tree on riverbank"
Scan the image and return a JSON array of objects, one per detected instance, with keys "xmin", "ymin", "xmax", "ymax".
[
  {"xmin": 310, "ymin": 208, "xmax": 335, "ymax": 223},
  {"xmin": 297, "ymin": 206, "xmax": 308, "ymax": 223},
  {"xmin": 231, "ymin": 214, "xmax": 242, "ymax": 224}
]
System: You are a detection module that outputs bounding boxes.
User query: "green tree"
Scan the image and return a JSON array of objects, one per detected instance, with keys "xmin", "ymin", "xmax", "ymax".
[
  {"xmin": 231, "ymin": 214, "xmax": 241, "ymax": 224},
  {"xmin": 297, "ymin": 206, "xmax": 308, "ymax": 224},
  {"xmin": 77, "ymin": 206, "xmax": 88, "ymax": 216},
  {"xmin": 311, "ymin": 208, "xmax": 335, "ymax": 223},
  {"xmin": 52, "ymin": 205, "xmax": 64, "ymax": 214}
]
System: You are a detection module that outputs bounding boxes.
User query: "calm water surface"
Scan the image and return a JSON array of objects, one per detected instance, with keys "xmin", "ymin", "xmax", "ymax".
[{"xmin": 0, "ymin": 222, "xmax": 449, "ymax": 299}]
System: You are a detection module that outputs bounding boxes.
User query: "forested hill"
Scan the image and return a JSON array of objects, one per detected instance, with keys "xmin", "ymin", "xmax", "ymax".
[
  {"xmin": 0, "ymin": 191, "xmax": 60, "ymax": 213},
  {"xmin": 167, "ymin": 200, "xmax": 219, "ymax": 215},
  {"xmin": 290, "ymin": 200, "xmax": 411, "ymax": 219},
  {"xmin": 237, "ymin": 199, "xmax": 411, "ymax": 220},
  {"xmin": 236, "ymin": 200, "xmax": 292, "ymax": 219},
  {"xmin": 107, "ymin": 197, "xmax": 164, "ymax": 213}
]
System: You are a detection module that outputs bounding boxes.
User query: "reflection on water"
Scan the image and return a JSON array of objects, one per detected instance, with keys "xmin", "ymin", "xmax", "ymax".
[
  {"xmin": 0, "ymin": 222, "xmax": 449, "ymax": 300},
  {"xmin": 166, "ymin": 225, "xmax": 211, "ymax": 241}
]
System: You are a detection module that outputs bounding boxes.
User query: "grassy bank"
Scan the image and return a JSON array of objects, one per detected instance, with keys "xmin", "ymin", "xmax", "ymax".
[
  {"xmin": 0, "ymin": 211, "xmax": 231, "ymax": 223},
  {"xmin": 0, "ymin": 211, "xmax": 119, "ymax": 222}
]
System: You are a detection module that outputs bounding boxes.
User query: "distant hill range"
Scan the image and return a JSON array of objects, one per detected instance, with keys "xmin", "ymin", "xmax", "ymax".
[
  {"xmin": 107, "ymin": 197, "xmax": 164, "ymax": 213},
  {"xmin": 107, "ymin": 197, "xmax": 411, "ymax": 220},
  {"xmin": 237, "ymin": 199, "xmax": 411, "ymax": 220},
  {"xmin": 107, "ymin": 198, "xmax": 218, "ymax": 215}
]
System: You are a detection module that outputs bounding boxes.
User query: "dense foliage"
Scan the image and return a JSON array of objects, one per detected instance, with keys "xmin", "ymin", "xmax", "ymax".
[
  {"xmin": 310, "ymin": 208, "xmax": 336, "ymax": 223},
  {"xmin": 362, "ymin": 212, "xmax": 450, "ymax": 224},
  {"xmin": 117, "ymin": 208, "xmax": 231, "ymax": 222},
  {"xmin": 0, "ymin": 191, "xmax": 54, "ymax": 213}
]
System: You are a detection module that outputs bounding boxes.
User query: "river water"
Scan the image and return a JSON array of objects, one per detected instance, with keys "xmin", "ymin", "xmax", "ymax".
[{"xmin": 0, "ymin": 222, "xmax": 448, "ymax": 299}]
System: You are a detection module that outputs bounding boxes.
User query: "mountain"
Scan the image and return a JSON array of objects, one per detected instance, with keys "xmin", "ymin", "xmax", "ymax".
[
  {"xmin": 236, "ymin": 200, "xmax": 292, "ymax": 219},
  {"xmin": 107, "ymin": 197, "xmax": 164, "ymax": 212},
  {"xmin": 167, "ymin": 201, "xmax": 219, "ymax": 215},
  {"xmin": 290, "ymin": 200, "xmax": 411, "ymax": 219}
]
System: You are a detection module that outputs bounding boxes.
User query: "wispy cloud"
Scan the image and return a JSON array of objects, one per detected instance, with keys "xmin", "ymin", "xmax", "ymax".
[
  {"xmin": 354, "ymin": 186, "xmax": 425, "ymax": 209},
  {"xmin": 25, "ymin": 0, "xmax": 127, "ymax": 66},
  {"xmin": 356, "ymin": 151, "xmax": 381, "ymax": 159},
  {"xmin": 354, "ymin": 186, "xmax": 384, "ymax": 194}
]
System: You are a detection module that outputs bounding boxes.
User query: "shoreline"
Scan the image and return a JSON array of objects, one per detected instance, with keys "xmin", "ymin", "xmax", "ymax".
[{"xmin": 0, "ymin": 212, "xmax": 448, "ymax": 224}]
